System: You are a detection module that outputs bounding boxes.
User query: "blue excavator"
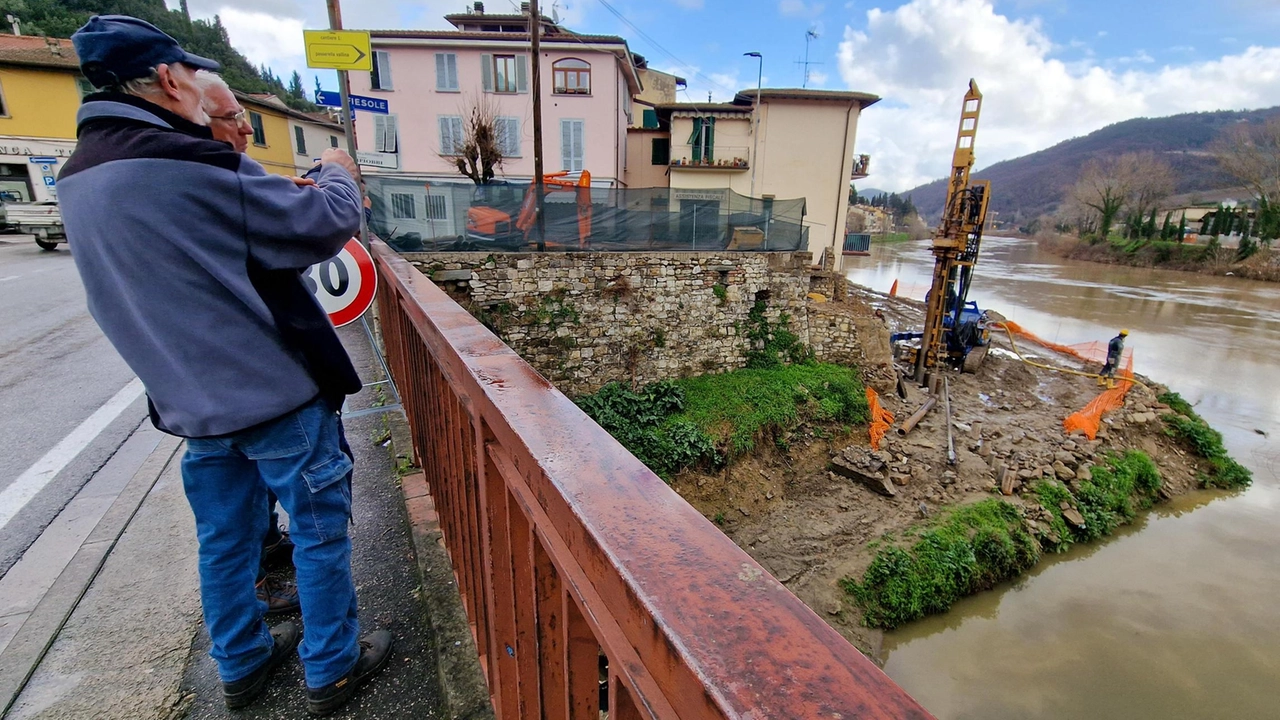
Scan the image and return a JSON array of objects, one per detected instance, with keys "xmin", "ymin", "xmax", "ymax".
[{"xmin": 891, "ymin": 79, "xmax": 994, "ymax": 378}]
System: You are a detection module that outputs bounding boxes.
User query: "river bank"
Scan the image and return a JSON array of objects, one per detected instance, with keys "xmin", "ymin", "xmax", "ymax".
[
  {"xmin": 1037, "ymin": 231, "xmax": 1280, "ymax": 282},
  {"xmin": 666, "ymin": 282, "xmax": 1247, "ymax": 657}
]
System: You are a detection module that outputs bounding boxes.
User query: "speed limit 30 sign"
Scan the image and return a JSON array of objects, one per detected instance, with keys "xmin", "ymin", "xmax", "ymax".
[{"xmin": 304, "ymin": 238, "xmax": 377, "ymax": 327}]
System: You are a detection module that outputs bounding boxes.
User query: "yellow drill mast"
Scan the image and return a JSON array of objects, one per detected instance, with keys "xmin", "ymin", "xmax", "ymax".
[{"xmin": 914, "ymin": 79, "xmax": 992, "ymax": 381}]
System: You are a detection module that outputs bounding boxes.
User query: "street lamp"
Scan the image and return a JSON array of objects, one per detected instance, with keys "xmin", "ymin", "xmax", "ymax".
[{"xmin": 744, "ymin": 52, "xmax": 762, "ymax": 200}]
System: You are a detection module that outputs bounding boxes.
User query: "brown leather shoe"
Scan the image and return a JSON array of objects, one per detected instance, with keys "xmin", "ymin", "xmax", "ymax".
[{"xmin": 255, "ymin": 575, "xmax": 300, "ymax": 614}]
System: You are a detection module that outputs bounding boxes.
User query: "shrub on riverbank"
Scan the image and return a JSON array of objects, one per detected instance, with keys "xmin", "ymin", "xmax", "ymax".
[
  {"xmin": 1036, "ymin": 233, "xmax": 1280, "ymax": 283},
  {"xmin": 846, "ymin": 451, "xmax": 1165, "ymax": 629},
  {"xmin": 841, "ymin": 499, "xmax": 1039, "ymax": 629},
  {"xmin": 577, "ymin": 364, "xmax": 869, "ymax": 479},
  {"xmin": 1158, "ymin": 392, "xmax": 1253, "ymax": 489}
]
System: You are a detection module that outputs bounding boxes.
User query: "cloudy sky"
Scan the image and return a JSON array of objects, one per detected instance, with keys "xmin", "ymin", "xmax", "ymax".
[{"xmin": 177, "ymin": 0, "xmax": 1280, "ymax": 191}]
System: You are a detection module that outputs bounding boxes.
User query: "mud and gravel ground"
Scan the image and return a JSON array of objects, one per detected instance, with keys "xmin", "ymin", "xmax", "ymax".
[{"xmin": 671, "ymin": 284, "xmax": 1208, "ymax": 658}]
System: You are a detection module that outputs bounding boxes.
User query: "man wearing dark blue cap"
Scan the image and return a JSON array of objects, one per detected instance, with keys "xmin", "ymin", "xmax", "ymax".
[{"xmin": 59, "ymin": 15, "xmax": 391, "ymax": 715}]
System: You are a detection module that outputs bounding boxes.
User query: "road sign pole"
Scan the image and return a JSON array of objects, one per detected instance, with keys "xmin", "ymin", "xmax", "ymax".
[{"xmin": 326, "ymin": 0, "xmax": 369, "ymax": 248}]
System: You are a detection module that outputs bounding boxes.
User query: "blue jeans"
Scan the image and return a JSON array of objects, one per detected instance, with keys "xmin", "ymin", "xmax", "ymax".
[{"xmin": 182, "ymin": 397, "xmax": 360, "ymax": 688}]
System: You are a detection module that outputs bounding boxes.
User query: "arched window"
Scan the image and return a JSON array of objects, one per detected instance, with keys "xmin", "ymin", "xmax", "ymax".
[{"xmin": 553, "ymin": 58, "xmax": 591, "ymax": 95}]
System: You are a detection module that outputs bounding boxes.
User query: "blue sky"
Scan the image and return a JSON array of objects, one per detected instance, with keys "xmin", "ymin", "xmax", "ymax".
[{"xmin": 179, "ymin": 0, "xmax": 1280, "ymax": 191}]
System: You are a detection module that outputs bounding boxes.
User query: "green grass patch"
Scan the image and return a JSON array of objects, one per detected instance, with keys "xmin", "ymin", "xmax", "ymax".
[
  {"xmin": 576, "ymin": 363, "xmax": 868, "ymax": 479},
  {"xmin": 1074, "ymin": 451, "xmax": 1161, "ymax": 541},
  {"xmin": 673, "ymin": 363, "xmax": 869, "ymax": 457},
  {"xmin": 840, "ymin": 499, "xmax": 1039, "ymax": 629},
  {"xmin": 1158, "ymin": 392, "xmax": 1252, "ymax": 489},
  {"xmin": 847, "ymin": 451, "xmax": 1166, "ymax": 629}
]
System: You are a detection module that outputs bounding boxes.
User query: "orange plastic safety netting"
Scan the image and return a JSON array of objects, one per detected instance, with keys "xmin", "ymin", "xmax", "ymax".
[
  {"xmin": 1062, "ymin": 355, "xmax": 1135, "ymax": 439},
  {"xmin": 867, "ymin": 388, "xmax": 896, "ymax": 450},
  {"xmin": 993, "ymin": 321, "xmax": 1136, "ymax": 440}
]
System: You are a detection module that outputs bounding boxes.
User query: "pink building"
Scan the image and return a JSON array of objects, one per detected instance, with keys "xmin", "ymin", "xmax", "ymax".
[{"xmin": 349, "ymin": 3, "xmax": 640, "ymax": 187}]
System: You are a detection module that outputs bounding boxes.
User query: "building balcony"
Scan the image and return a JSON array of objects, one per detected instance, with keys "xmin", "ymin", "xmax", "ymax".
[
  {"xmin": 669, "ymin": 144, "xmax": 750, "ymax": 171},
  {"xmin": 851, "ymin": 153, "xmax": 871, "ymax": 180}
]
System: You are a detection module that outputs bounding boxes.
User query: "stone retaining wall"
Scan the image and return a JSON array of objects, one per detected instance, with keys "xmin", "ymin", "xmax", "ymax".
[{"xmin": 405, "ymin": 251, "xmax": 879, "ymax": 397}]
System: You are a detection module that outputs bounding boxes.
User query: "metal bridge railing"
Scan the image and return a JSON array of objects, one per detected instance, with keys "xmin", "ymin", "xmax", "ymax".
[{"xmin": 372, "ymin": 239, "xmax": 934, "ymax": 719}]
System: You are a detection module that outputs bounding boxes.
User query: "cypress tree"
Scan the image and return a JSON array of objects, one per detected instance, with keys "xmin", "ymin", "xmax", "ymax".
[
  {"xmin": 1145, "ymin": 208, "xmax": 1158, "ymax": 238},
  {"xmin": 1178, "ymin": 213, "xmax": 1188, "ymax": 242},
  {"xmin": 1160, "ymin": 211, "xmax": 1172, "ymax": 241}
]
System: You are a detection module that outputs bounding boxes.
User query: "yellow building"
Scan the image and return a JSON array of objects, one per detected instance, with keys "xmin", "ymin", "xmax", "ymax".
[
  {"xmin": 238, "ymin": 93, "xmax": 345, "ymax": 177},
  {"xmin": 0, "ymin": 35, "xmax": 90, "ymax": 201}
]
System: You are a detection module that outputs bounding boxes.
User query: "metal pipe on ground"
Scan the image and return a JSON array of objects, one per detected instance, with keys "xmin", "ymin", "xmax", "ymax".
[
  {"xmin": 897, "ymin": 397, "xmax": 938, "ymax": 436},
  {"xmin": 944, "ymin": 377, "xmax": 956, "ymax": 465}
]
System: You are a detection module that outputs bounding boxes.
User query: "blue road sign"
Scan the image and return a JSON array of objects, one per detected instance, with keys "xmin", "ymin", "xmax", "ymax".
[
  {"xmin": 43, "ymin": 176, "xmax": 56, "ymax": 187},
  {"xmin": 314, "ymin": 90, "xmax": 388, "ymax": 115},
  {"xmin": 315, "ymin": 90, "xmax": 342, "ymax": 107},
  {"xmin": 348, "ymin": 94, "xmax": 388, "ymax": 114},
  {"xmin": 29, "ymin": 156, "xmax": 59, "ymax": 164}
]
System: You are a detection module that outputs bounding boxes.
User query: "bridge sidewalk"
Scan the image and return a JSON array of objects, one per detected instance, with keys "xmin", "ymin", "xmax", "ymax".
[{"xmin": 3, "ymin": 325, "xmax": 458, "ymax": 719}]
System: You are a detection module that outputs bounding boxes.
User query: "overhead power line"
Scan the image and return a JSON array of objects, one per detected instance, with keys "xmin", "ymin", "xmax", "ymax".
[{"xmin": 592, "ymin": 0, "xmax": 738, "ymax": 97}]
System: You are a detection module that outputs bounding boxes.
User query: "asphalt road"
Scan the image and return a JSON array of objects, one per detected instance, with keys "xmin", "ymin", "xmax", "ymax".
[{"xmin": 0, "ymin": 237, "xmax": 146, "ymax": 575}]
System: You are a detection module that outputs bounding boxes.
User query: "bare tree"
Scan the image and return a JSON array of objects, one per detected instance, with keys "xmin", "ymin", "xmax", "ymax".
[
  {"xmin": 1210, "ymin": 116, "xmax": 1280, "ymax": 205},
  {"xmin": 444, "ymin": 95, "xmax": 506, "ymax": 185},
  {"xmin": 1125, "ymin": 152, "xmax": 1175, "ymax": 223},
  {"xmin": 1070, "ymin": 156, "xmax": 1133, "ymax": 241}
]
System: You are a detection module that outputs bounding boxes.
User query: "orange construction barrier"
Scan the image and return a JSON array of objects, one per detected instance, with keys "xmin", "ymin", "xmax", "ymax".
[
  {"xmin": 866, "ymin": 388, "xmax": 895, "ymax": 450},
  {"xmin": 888, "ymin": 279, "xmax": 899, "ymax": 297},
  {"xmin": 1063, "ymin": 356, "xmax": 1134, "ymax": 439}
]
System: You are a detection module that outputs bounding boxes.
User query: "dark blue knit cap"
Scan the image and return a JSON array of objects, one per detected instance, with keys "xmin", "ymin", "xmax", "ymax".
[{"xmin": 72, "ymin": 15, "xmax": 221, "ymax": 88}]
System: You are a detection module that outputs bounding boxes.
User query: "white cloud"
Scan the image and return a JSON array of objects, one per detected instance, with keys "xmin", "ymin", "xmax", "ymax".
[
  {"xmin": 808, "ymin": 69, "xmax": 829, "ymax": 86},
  {"xmin": 837, "ymin": 0, "xmax": 1280, "ymax": 191},
  {"xmin": 216, "ymin": 8, "xmax": 304, "ymax": 70},
  {"xmin": 780, "ymin": 0, "xmax": 826, "ymax": 18}
]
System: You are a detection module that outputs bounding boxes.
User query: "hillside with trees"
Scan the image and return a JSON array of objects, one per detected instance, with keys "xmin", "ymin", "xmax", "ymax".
[
  {"xmin": 903, "ymin": 107, "xmax": 1280, "ymax": 227},
  {"xmin": 0, "ymin": 0, "xmax": 315, "ymax": 111}
]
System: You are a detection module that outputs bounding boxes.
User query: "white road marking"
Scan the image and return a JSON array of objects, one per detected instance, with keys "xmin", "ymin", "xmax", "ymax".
[
  {"xmin": 0, "ymin": 378, "xmax": 145, "ymax": 531},
  {"xmin": 0, "ymin": 275, "xmax": 19, "ymax": 282}
]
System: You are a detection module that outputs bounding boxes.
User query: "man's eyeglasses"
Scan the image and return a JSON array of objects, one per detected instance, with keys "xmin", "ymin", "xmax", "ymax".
[{"xmin": 209, "ymin": 110, "xmax": 247, "ymax": 124}]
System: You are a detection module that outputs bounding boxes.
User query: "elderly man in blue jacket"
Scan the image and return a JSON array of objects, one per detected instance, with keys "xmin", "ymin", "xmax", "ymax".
[{"xmin": 60, "ymin": 15, "xmax": 390, "ymax": 715}]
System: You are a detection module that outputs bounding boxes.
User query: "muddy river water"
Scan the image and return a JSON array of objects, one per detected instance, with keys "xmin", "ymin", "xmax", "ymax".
[{"xmin": 844, "ymin": 236, "xmax": 1280, "ymax": 720}]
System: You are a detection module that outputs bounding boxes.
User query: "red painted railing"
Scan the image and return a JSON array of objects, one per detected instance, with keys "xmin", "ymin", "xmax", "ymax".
[{"xmin": 372, "ymin": 240, "xmax": 934, "ymax": 720}]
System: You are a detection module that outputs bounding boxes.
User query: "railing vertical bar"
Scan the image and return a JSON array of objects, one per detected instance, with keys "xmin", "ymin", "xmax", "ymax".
[
  {"xmin": 484, "ymin": 448, "xmax": 519, "ymax": 720},
  {"xmin": 507, "ymin": 482, "xmax": 542, "ymax": 719},
  {"xmin": 458, "ymin": 390, "xmax": 491, "ymax": 660},
  {"xmin": 535, "ymin": 537, "xmax": 568, "ymax": 720},
  {"xmin": 610, "ymin": 673, "xmax": 645, "ymax": 720},
  {"xmin": 565, "ymin": 596, "xmax": 600, "ymax": 720}
]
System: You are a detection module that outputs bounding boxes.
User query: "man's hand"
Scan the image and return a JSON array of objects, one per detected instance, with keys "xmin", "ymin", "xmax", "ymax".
[
  {"xmin": 320, "ymin": 148, "xmax": 360, "ymax": 180},
  {"xmin": 289, "ymin": 176, "xmax": 318, "ymax": 188}
]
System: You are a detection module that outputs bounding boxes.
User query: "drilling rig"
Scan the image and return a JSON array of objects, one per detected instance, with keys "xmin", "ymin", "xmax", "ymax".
[{"xmin": 903, "ymin": 79, "xmax": 993, "ymax": 381}]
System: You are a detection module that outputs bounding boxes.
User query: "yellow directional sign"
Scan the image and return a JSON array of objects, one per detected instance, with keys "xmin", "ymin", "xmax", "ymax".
[{"xmin": 303, "ymin": 30, "xmax": 372, "ymax": 71}]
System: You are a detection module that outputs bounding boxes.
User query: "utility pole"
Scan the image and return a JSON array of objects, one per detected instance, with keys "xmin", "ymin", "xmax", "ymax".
[
  {"xmin": 529, "ymin": 0, "xmax": 546, "ymax": 251},
  {"xmin": 325, "ymin": 0, "xmax": 369, "ymax": 245},
  {"xmin": 744, "ymin": 52, "xmax": 762, "ymax": 199}
]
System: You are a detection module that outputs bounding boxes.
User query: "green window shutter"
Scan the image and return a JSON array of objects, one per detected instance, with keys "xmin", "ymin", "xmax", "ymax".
[
  {"xmin": 516, "ymin": 55, "xmax": 529, "ymax": 93},
  {"xmin": 706, "ymin": 117, "xmax": 715, "ymax": 162},
  {"xmin": 651, "ymin": 137, "xmax": 669, "ymax": 165},
  {"xmin": 689, "ymin": 118, "xmax": 703, "ymax": 162},
  {"xmin": 642, "ymin": 108, "xmax": 658, "ymax": 129}
]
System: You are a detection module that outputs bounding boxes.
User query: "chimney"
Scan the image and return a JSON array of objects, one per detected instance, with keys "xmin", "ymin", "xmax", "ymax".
[
  {"xmin": 520, "ymin": 2, "xmax": 530, "ymax": 14},
  {"xmin": 473, "ymin": 2, "xmax": 484, "ymax": 13}
]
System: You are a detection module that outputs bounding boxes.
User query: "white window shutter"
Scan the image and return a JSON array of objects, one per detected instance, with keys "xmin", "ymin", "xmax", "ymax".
[
  {"xmin": 435, "ymin": 53, "xmax": 447, "ymax": 90},
  {"xmin": 560, "ymin": 119, "xmax": 572, "ymax": 171},
  {"xmin": 375, "ymin": 114, "xmax": 397, "ymax": 153},
  {"xmin": 447, "ymin": 54, "xmax": 458, "ymax": 90},
  {"xmin": 572, "ymin": 120, "xmax": 584, "ymax": 171},
  {"xmin": 451, "ymin": 117, "xmax": 463, "ymax": 153},
  {"xmin": 516, "ymin": 55, "xmax": 528, "ymax": 93},
  {"xmin": 374, "ymin": 115, "xmax": 388, "ymax": 153},
  {"xmin": 375, "ymin": 51, "xmax": 393, "ymax": 90},
  {"xmin": 438, "ymin": 116, "xmax": 451, "ymax": 154},
  {"xmin": 481, "ymin": 54, "xmax": 493, "ymax": 92}
]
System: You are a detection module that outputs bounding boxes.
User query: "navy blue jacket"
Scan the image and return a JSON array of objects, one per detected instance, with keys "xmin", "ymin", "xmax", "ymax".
[{"xmin": 60, "ymin": 93, "xmax": 363, "ymax": 437}]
